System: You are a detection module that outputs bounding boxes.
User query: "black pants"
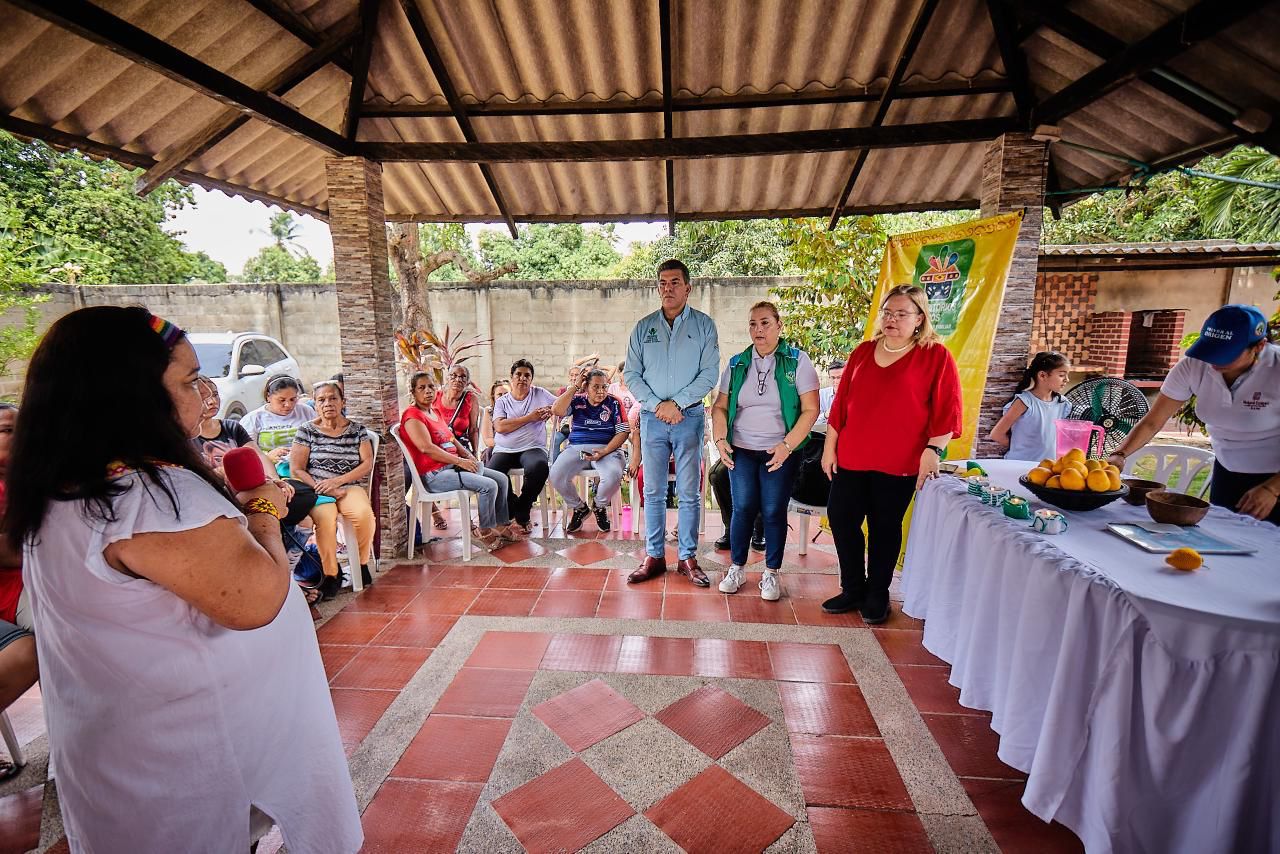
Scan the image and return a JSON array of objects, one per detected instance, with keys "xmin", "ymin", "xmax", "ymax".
[
  {"xmin": 708, "ymin": 459, "xmax": 763, "ymax": 538},
  {"xmin": 488, "ymin": 448, "xmax": 550, "ymax": 525},
  {"xmin": 827, "ymin": 469, "xmax": 917, "ymax": 597},
  {"xmin": 1210, "ymin": 460, "xmax": 1280, "ymax": 525}
]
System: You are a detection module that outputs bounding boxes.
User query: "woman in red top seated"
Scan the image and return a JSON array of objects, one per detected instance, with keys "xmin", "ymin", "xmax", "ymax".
[
  {"xmin": 821, "ymin": 284, "xmax": 963, "ymax": 624},
  {"xmin": 0, "ymin": 402, "xmax": 39, "ymax": 777},
  {"xmin": 400, "ymin": 372, "xmax": 521, "ymax": 550}
]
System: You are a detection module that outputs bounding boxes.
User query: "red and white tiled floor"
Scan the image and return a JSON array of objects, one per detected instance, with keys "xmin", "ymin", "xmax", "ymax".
[{"xmin": 1, "ymin": 511, "xmax": 1082, "ymax": 853}]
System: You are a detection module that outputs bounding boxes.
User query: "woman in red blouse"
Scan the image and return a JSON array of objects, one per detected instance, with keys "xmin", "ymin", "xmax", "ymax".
[{"xmin": 821, "ymin": 285, "xmax": 963, "ymax": 624}]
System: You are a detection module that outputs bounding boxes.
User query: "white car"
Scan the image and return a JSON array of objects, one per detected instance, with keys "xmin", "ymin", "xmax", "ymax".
[{"xmin": 189, "ymin": 332, "xmax": 303, "ymax": 420}]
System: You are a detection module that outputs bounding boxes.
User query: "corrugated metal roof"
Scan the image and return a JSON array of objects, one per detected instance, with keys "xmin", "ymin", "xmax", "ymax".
[
  {"xmin": 0, "ymin": 0, "xmax": 1276, "ymax": 223},
  {"xmin": 1042, "ymin": 241, "xmax": 1280, "ymax": 256}
]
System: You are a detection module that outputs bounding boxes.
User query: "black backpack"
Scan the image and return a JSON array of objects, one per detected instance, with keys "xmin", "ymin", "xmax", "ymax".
[{"xmin": 790, "ymin": 431, "xmax": 830, "ymax": 507}]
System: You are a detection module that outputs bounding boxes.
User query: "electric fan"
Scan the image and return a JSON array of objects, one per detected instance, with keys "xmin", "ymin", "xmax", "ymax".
[{"xmin": 1064, "ymin": 377, "xmax": 1150, "ymax": 456}]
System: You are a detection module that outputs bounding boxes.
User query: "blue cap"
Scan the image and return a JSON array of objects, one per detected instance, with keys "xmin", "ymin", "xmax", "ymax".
[{"xmin": 1186, "ymin": 304, "xmax": 1268, "ymax": 366}]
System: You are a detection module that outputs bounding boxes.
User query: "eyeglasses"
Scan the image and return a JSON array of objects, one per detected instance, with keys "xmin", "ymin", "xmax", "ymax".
[
  {"xmin": 880, "ymin": 308, "xmax": 921, "ymax": 321},
  {"xmin": 757, "ymin": 367, "xmax": 769, "ymax": 395}
]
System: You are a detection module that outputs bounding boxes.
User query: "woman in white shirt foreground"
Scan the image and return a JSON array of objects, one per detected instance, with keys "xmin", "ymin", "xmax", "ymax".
[
  {"xmin": 4, "ymin": 306, "xmax": 360, "ymax": 853},
  {"xmin": 1109, "ymin": 304, "xmax": 1279, "ymax": 524}
]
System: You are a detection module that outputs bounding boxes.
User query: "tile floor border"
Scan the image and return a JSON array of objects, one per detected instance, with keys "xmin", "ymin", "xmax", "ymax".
[{"xmin": 343, "ymin": 614, "xmax": 997, "ymax": 853}]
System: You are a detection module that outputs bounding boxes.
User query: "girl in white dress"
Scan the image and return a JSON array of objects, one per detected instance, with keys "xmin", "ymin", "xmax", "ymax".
[{"xmin": 5, "ymin": 306, "xmax": 361, "ymax": 853}]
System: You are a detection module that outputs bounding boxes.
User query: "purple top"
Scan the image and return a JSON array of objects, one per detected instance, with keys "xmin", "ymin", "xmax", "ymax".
[{"xmin": 492, "ymin": 386, "xmax": 557, "ymax": 453}]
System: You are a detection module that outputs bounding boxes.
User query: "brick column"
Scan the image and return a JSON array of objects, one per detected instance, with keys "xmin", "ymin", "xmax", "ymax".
[
  {"xmin": 976, "ymin": 132, "xmax": 1048, "ymax": 458},
  {"xmin": 324, "ymin": 157, "xmax": 407, "ymax": 559},
  {"xmin": 1085, "ymin": 311, "xmax": 1132, "ymax": 376}
]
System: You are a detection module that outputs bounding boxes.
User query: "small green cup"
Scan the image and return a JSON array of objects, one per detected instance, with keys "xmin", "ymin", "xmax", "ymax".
[{"xmin": 1003, "ymin": 497, "xmax": 1031, "ymax": 520}]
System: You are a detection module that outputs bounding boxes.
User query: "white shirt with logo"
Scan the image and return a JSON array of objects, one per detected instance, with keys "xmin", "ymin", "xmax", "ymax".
[{"xmin": 1160, "ymin": 344, "xmax": 1280, "ymax": 473}]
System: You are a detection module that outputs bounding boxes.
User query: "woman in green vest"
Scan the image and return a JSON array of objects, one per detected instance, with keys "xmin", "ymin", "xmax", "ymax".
[{"xmin": 710, "ymin": 301, "xmax": 820, "ymax": 601}]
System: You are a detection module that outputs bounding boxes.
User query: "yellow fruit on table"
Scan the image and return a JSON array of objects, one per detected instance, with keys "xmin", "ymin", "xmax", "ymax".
[
  {"xmin": 1045, "ymin": 475, "xmax": 1062, "ymax": 489},
  {"xmin": 1064, "ymin": 448, "xmax": 1085, "ymax": 464},
  {"xmin": 1085, "ymin": 459, "xmax": 1103, "ymax": 472},
  {"xmin": 1059, "ymin": 469, "xmax": 1086, "ymax": 491},
  {"xmin": 1067, "ymin": 461, "xmax": 1089, "ymax": 477},
  {"xmin": 1039, "ymin": 459, "xmax": 1055, "ymax": 470},
  {"xmin": 1106, "ymin": 470, "xmax": 1122, "ymax": 491},
  {"xmin": 1165, "ymin": 548, "xmax": 1203, "ymax": 571},
  {"xmin": 1051, "ymin": 460, "xmax": 1067, "ymax": 474},
  {"xmin": 1086, "ymin": 470, "xmax": 1112, "ymax": 492},
  {"xmin": 1027, "ymin": 467, "xmax": 1052, "ymax": 485},
  {"xmin": 1104, "ymin": 463, "xmax": 1120, "ymax": 475}
]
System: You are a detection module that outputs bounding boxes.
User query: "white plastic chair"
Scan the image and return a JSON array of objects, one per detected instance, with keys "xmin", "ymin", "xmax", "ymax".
[
  {"xmin": 0, "ymin": 710, "xmax": 24, "ymax": 770},
  {"xmin": 1123, "ymin": 444, "xmax": 1215, "ymax": 499},
  {"xmin": 389, "ymin": 424, "xmax": 476, "ymax": 562},
  {"xmin": 335, "ymin": 428, "xmax": 380, "ymax": 592},
  {"xmin": 572, "ymin": 463, "xmax": 623, "ymax": 531},
  {"xmin": 787, "ymin": 499, "xmax": 825, "ymax": 556}
]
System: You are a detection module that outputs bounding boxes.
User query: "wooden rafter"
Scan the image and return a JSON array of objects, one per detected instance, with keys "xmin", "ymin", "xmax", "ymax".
[
  {"xmin": 1034, "ymin": 0, "xmax": 1266, "ymax": 125},
  {"xmin": 12, "ymin": 0, "xmax": 352, "ymax": 156},
  {"xmin": 985, "ymin": 0, "xmax": 1033, "ymax": 125},
  {"xmin": 828, "ymin": 0, "xmax": 941, "ymax": 229},
  {"xmin": 359, "ymin": 118, "xmax": 1019, "ymax": 163},
  {"xmin": 136, "ymin": 15, "xmax": 361, "ymax": 195},
  {"xmin": 382, "ymin": 198, "xmax": 980, "ymax": 223},
  {"xmin": 0, "ymin": 113, "xmax": 329, "ymax": 221},
  {"xmin": 397, "ymin": 0, "xmax": 517, "ymax": 236},
  {"xmin": 360, "ymin": 80, "xmax": 1014, "ymax": 118},
  {"xmin": 243, "ymin": 0, "xmax": 354, "ymax": 74},
  {"xmin": 1021, "ymin": 6, "xmax": 1238, "ymax": 129},
  {"xmin": 343, "ymin": 0, "xmax": 382, "ymax": 142},
  {"xmin": 660, "ymin": 0, "xmax": 675, "ymax": 235}
]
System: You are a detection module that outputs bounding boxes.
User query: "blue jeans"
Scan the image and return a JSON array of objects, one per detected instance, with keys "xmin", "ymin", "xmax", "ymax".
[
  {"xmin": 728, "ymin": 447, "xmax": 797, "ymax": 570},
  {"xmin": 640, "ymin": 407, "xmax": 705, "ymax": 560}
]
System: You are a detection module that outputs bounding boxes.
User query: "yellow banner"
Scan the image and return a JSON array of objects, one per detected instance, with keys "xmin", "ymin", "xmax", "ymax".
[{"xmin": 864, "ymin": 211, "xmax": 1023, "ymax": 458}]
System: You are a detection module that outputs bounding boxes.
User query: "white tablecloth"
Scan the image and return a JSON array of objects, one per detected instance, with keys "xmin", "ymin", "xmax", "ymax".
[{"xmin": 902, "ymin": 459, "xmax": 1280, "ymax": 854}]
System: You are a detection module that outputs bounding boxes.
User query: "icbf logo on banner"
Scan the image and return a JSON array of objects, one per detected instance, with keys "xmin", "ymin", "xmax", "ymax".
[{"xmin": 912, "ymin": 238, "xmax": 975, "ymax": 337}]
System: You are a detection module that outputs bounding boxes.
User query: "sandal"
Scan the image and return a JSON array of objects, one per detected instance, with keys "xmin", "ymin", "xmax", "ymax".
[
  {"xmin": 297, "ymin": 580, "xmax": 322, "ymax": 606},
  {"xmin": 0, "ymin": 758, "xmax": 20, "ymax": 782},
  {"xmin": 431, "ymin": 507, "xmax": 448, "ymax": 530},
  {"xmin": 472, "ymin": 528, "xmax": 512, "ymax": 551}
]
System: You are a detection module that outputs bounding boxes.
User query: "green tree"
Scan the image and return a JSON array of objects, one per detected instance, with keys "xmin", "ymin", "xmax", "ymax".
[
  {"xmin": 420, "ymin": 222, "xmax": 476, "ymax": 282},
  {"xmin": 0, "ymin": 131, "xmax": 217, "ymax": 284},
  {"xmin": 612, "ymin": 220, "xmax": 797, "ymax": 279},
  {"xmin": 241, "ymin": 245, "xmax": 322, "ymax": 282},
  {"xmin": 267, "ymin": 211, "xmax": 302, "ymax": 251},
  {"xmin": 476, "ymin": 223, "xmax": 620, "ymax": 279},
  {"xmin": 1197, "ymin": 146, "xmax": 1280, "ymax": 241}
]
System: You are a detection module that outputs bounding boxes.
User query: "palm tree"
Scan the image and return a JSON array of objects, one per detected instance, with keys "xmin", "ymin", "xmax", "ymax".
[
  {"xmin": 1199, "ymin": 146, "xmax": 1280, "ymax": 241},
  {"xmin": 267, "ymin": 211, "xmax": 302, "ymax": 253}
]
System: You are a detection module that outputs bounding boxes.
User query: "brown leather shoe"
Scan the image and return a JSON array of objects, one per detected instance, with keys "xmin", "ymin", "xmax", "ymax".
[
  {"xmin": 628, "ymin": 555, "xmax": 667, "ymax": 584},
  {"xmin": 677, "ymin": 557, "xmax": 710, "ymax": 588}
]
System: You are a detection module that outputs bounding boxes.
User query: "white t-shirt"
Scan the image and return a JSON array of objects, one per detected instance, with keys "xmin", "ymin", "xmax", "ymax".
[
  {"xmin": 23, "ymin": 467, "xmax": 361, "ymax": 852},
  {"xmin": 717, "ymin": 348, "xmax": 819, "ymax": 450},
  {"xmin": 1160, "ymin": 344, "xmax": 1280, "ymax": 473},
  {"xmin": 239, "ymin": 402, "xmax": 318, "ymax": 452}
]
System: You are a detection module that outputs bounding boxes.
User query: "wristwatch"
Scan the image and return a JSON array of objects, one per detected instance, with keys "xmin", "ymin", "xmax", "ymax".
[{"xmin": 925, "ymin": 444, "xmax": 945, "ymax": 457}]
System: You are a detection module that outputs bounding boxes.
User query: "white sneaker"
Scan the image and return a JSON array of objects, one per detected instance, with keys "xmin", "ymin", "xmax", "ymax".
[
  {"xmin": 719, "ymin": 565, "xmax": 745, "ymax": 594},
  {"xmin": 759, "ymin": 571, "xmax": 781, "ymax": 601}
]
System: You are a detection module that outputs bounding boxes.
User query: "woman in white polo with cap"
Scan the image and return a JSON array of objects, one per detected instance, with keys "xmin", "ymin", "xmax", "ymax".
[{"xmin": 1108, "ymin": 304, "xmax": 1279, "ymax": 524}]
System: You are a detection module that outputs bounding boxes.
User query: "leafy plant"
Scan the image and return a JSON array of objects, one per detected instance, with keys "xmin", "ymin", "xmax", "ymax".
[
  {"xmin": 395, "ymin": 324, "xmax": 493, "ymax": 381},
  {"xmin": 1197, "ymin": 146, "xmax": 1280, "ymax": 241}
]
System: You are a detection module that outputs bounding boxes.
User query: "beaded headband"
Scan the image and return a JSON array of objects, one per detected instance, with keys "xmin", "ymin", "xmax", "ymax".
[{"xmin": 147, "ymin": 312, "xmax": 184, "ymax": 349}]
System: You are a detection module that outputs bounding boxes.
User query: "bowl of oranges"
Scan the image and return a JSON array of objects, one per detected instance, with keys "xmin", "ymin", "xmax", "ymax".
[{"xmin": 1018, "ymin": 448, "xmax": 1128, "ymax": 511}]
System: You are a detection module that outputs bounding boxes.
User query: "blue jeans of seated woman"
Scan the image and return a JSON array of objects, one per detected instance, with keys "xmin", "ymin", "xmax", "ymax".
[
  {"xmin": 422, "ymin": 465, "xmax": 511, "ymax": 528},
  {"xmin": 728, "ymin": 447, "xmax": 798, "ymax": 570}
]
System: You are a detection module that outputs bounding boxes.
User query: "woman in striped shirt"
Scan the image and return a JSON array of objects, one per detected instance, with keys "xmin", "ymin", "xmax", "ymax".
[{"xmin": 290, "ymin": 381, "xmax": 375, "ymax": 599}]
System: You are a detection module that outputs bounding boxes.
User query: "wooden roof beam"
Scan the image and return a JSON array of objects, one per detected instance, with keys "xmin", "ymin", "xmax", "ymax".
[
  {"xmin": 829, "ymin": 0, "xmax": 941, "ymax": 229},
  {"xmin": 12, "ymin": 0, "xmax": 352, "ymax": 156},
  {"xmin": 342, "ymin": 0, "xmax": 381, "ymax": 142},
  {"xmin": 136, "ymin": 15, "xmax": 361, "ymax": 195},
  {"xmin": 1034, "ymin": 0, "xmax": 1266, "ymax": 125},
  {"xmin": 243, "ymin": 0, "xmax": 353, "ymax": 74},
  {"xmin": 397, "ymin": 0, "xmax": 517, "ymax": 236},
  {"xmin": 359, "ymin": 117, "xmax": 1019, "ymax": 162},
  {"xmin": 382, "ymin": 198, "xmax": 980, "ymax": 223},
  {"xmin": 985, "ymin": 0, "xmax": 1034, "ymax": 125},
  {"xmin": 660, "ymin": 0, "xmax": 675, "ymax": 235},
  {"xmin": 361, "ymin": 80, "xmax": 1014, "ymax": 118}
]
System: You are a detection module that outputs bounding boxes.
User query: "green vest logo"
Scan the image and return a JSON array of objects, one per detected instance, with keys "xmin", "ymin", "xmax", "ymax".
[{"xmin": 912, "ymin": 238, "xmax": 975, "ymax": 336}]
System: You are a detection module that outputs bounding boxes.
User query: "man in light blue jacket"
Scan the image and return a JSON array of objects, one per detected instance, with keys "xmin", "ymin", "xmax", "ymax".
[{"xmin": 624, "ymin": 259, "xmax": 720, "ymax": 587}]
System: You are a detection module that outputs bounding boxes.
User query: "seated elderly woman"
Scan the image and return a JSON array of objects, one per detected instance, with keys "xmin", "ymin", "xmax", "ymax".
[
  {"xmin": 549, "ymin": 369, "xmax": 631, "ymax": 533},
  {"xmin": 289, "ymin": 381, "xmax": 375, "ymax": 599},
  {"xmin": 400, "ymin": 372, "xmax": 521, "ymax": 549}
]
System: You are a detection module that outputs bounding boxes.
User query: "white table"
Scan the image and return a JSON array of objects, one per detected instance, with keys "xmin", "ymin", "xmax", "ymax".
[{"xmin": 902, "ymin": 459, "xmax": 1280, "ymax": 854}]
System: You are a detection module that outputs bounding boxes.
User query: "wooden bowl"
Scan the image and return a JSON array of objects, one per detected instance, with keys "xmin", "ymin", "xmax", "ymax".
[
  {"xmin": 1121, "ymin": 478, "xmax": 1164, "ymax": 506},
  {"xmin": 1145, "ymin": 489, "xmax": 1210, "ymax": 526}
]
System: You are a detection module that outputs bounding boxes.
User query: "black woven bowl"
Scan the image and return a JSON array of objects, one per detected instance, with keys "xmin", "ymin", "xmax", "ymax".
[{"xmin": 1017, "ymin": 475, "xmax": 1128, "ymax": 512}]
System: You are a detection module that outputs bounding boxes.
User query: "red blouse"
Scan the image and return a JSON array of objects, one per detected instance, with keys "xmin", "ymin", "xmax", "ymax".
[
  {"xmin": 433, "ymin": 391, "xmax": 476, "ymax": 439},
  {"xmin": 400, "ymin": 406, "xmax": 460, "ymax": 476},
  {"xmin": 828, "ymin": 340, "xmax": 964, "ymax": 476}
]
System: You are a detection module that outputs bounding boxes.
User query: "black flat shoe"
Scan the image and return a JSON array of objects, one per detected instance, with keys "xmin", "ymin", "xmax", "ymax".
[
  {"xmin": 714, "ymin": 533, "xmax": 730, "ymax": 550},
  {"xmin": 360, "ymin": 564, "xmax": 373, "ymax": 587},
  {"xmin": 860, "ymin": 591, "xmax": 891, "ymax": 624},
  {"xmin": 318, "ymin": 573, "xmax": 343, "ymax": 601},
  {"xmin": 750, "ymin": 535, "xmax": 766, "ymax": 552},
  {"xmin": 822, "ymin": 591, "xmax": 863, "ymax": 614}
]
